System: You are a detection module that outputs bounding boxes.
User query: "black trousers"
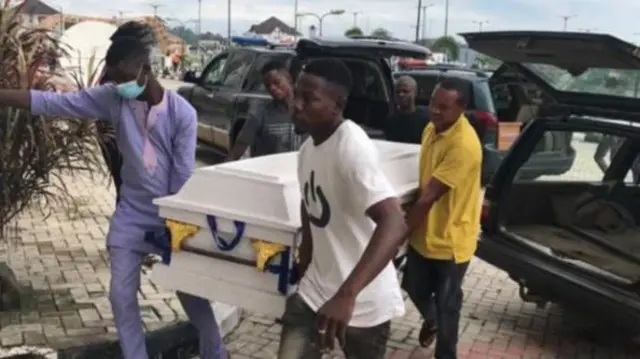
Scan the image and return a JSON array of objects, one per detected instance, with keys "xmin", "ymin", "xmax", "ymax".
[
  {"xmin": 99, "ymin": 132, "xmax": 123, "ymax": 204},
  {"xmin": 401, "ymin": 247, "xmax": 469, "ymax": 359}
]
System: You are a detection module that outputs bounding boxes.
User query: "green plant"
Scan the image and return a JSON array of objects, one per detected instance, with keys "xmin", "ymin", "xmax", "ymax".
[
  {"xmin": 432, "ymin": 35, "xmax": 460, "ymax": 61},
  {"xmin": 0, "ymin": 1, "xmax": 104, "ymax": 238},
  {"xmin": 370, "ymin": 28, "xmax": 393, "ymax": 40},
  {"xmin": 344, "ymin": 26, "xmax": 363, "ymax": 38}
]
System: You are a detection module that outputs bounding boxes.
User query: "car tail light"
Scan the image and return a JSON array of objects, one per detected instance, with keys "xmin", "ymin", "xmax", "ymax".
[
  {"xmin": 471, "ymin": 110, "xmax": 498, "ymax": 130},
  {"xmin": 481, "ymin": 198, "xmax": 491, "ymax": 221},
  {"xmin": 471, "ymin": 111, "xmax": 498, "ymax": 145}
]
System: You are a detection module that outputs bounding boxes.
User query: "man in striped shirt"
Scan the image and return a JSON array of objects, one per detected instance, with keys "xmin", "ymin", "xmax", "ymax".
[{"xmin": 226, "ymin": 59, "xmax": 303, "ymax": 160}]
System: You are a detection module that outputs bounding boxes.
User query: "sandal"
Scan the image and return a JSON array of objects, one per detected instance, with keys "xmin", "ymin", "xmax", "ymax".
[{"xmin": 419, "ymin": 322, "xmax": 437, "ymax": 348}]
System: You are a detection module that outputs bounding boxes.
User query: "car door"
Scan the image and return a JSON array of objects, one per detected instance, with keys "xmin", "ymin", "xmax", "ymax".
[
  {"xmin": 191, "ymin": 53, "xmax": 229, "ymax": 145},
  {"xmin": 207, "ymin": 50, "xmax": 257, "ymax": 150},
  {"xmin": 227, "ymin": 52, "xmax": 294, "ymax": 146}
]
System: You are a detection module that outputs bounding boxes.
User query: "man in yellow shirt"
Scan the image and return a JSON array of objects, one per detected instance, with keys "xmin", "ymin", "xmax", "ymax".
[{"xmin": 403, "ymin": 78, "xmax": 482, "ymax": 359}]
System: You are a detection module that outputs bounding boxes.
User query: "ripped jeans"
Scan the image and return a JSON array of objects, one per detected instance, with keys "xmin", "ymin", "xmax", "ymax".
[{"xmin": 401, "ymin": 247, "xmax": 469, "ymax": 359}]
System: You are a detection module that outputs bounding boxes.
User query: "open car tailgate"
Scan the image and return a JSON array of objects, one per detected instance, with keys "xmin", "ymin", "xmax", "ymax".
[
  {"xmin": 460, "ymin": 31, "xmax": 640, "ymax": 115},
  {"xmin": 460, "ymin": 31, "xmax": 640, "ymax": 70}
]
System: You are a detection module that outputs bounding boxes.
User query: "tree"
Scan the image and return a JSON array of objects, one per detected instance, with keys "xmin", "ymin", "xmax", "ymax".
[
  {"xmin": 169, "ymin": 26, "xmax": 198, "ymax": 45},
  {"xmin": 344, "ymin": 26, "xmax": 363, "ymax": 38},
  {"xmin": 432, "ymin": 36, "xmax": 460, "ymax": 61},
  {"xmin": 370, "ymin": 28, "xmax": 393, "ymax": 40},
  {"xmin": 475, "ymin": 55, "xmax": 501, "ymax": 70},
  {"xmin": 0, "ymin": 3, "xmax": 102, "ymax": 309}
]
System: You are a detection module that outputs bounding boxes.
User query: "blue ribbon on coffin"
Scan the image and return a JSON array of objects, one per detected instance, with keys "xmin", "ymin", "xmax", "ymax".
[
  {"xmin": 206, "ymin": 215, "xmax": 245, "ymax": 251},
  {"xmin": 144, "ymin": 227, "xmax": 173, "ymax": 264},
  {"xmin": 144, "ymin": 215, "xmax": 299, "ymax": 295}
]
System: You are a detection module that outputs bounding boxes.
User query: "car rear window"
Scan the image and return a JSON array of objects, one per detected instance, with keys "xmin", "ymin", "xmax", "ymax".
[
  {"xmin": 394, "ymin": 72, "xmax": 495, "ymax": 112},
  {"xmin": 474, "ymin": 80, "xmax": 496, "ymax": 113}
]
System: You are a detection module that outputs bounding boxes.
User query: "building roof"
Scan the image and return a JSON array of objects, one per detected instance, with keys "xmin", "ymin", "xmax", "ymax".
[
  {"xmin": 248, "ymin": 16, "xmax": 300, "ymax": 36},
  {"xmin": 19, "ymin": 0, "xmax": 60, "ymax": 16}
]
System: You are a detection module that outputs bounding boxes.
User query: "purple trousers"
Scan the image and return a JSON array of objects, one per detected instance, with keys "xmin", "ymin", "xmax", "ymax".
[{"xmin": 108, "ymin": 246, "xmax": 228, "ymax": 359}]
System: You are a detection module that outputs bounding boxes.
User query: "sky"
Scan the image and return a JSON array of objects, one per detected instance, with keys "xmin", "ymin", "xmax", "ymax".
[{"xmin": 50, "ymin": 0, "xmax": 640, "ymax": 44}]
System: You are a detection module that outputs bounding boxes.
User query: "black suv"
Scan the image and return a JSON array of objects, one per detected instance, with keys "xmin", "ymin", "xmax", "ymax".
[
  {"xmin": 177, "ymin": 38, "xmax": 429, "ymax": 157},
  {"xmin": 465, "ymin": 30, "xmax": 640, "ymax": 330},
  {"xmin": 396, "ymin": 65, "xmax": 575, "ymax": 182}
]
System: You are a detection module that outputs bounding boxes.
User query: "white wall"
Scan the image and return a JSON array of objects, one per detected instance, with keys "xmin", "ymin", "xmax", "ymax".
[{"xmin": 59, "ymin": 21, "xmax": 117, "ymax": 86}]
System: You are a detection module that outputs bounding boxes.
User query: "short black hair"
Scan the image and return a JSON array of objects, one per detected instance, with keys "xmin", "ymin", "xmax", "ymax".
[
  {"xmin": 437, "ymin": 78, "xmax": 470, "ymax": 107},
  {"xmin": 302, "ymin": 59, "xmax": 353, "ymax": 96},
  {"xmin": 105, "ymin": 36, "xmax": 151, "ymax": 67},
  {"xmin": 261, "ymin": 60, "xmax": 288, "ymax": 75}
]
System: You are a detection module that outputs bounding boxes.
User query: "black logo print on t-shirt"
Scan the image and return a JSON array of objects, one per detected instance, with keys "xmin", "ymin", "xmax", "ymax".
[{"xmin": 303, "ymin": 171, "xmax": 331, "ymax": 228}]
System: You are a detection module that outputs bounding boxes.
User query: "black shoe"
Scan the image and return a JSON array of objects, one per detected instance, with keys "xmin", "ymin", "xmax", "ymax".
[{"xmin": 419, "ymin": 322, "xmax": 437, "ymax": 348}]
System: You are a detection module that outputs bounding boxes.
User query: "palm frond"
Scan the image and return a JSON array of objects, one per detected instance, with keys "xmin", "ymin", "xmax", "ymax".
[{"xmin": 0, "ymin": 3, "xmax": 105, "ymax": 237}]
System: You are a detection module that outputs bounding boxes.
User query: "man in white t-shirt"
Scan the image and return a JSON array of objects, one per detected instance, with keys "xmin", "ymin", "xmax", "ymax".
[{"xmin": 277, "ymin": 59, "xmax": 407, "ymax": 359}]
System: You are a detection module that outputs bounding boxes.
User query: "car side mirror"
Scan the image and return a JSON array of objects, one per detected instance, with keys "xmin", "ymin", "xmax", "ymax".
[{"xmin": 182, "ymin": 71, "xmax": 198, "ymax": 84}]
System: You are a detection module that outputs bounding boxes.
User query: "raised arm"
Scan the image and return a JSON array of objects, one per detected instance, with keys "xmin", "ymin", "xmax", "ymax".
[
  {"xmin": 28, "ymin": 85, "xmax": 116, "ymax": 120},
  {"xmin": 0, "ymin": 86, "xmax": 114, "ymax": 120},
  {"xmin": 169, "ymin": 104, "xmax": 198, "ymax": 194}
]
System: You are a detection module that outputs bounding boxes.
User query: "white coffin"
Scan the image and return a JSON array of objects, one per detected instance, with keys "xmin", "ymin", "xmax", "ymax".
[{"xmin": 151, "ymin": 140, "xmax": 420, "ymax": 318}]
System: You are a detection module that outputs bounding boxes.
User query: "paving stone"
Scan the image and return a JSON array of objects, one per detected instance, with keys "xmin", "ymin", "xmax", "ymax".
[{"xmin": 0, "ymin": 110, "xmax": 633, "ymax": 358}]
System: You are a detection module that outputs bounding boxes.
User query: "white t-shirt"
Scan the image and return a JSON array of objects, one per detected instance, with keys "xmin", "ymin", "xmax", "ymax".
[{"xmin": 296, "ymin": 120, "xmax": 405, "ymax": 327}]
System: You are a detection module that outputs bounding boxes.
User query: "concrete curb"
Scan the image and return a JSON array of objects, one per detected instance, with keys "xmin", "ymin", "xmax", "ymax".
[{"xmin": 0, "ymin": 302, "xmax": 240, "ymax": 359}]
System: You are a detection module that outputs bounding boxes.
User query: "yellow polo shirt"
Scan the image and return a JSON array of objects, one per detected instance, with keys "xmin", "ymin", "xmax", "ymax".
[{"xmin": 410, "ymin": 115, "xmax": 482, "ymax": 263}]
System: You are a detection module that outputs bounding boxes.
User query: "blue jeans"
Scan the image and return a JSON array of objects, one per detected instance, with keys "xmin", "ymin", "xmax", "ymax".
[{"xmin": 278, "ymin": 294, "xmax": 390, "ymax": 359}]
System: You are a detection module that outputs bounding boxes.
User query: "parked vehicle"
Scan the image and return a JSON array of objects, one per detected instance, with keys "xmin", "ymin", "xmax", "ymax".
[
  {"xmin": 464, "ymin": 30, "xmax": 640, "ymax": 329},
  {"xmin": 177, "ymin": 38, "xmax": 429, "ymax": 158},
  {"xmin": 396, "ymin": 64, "xmax": 575, "ymax": 183}
]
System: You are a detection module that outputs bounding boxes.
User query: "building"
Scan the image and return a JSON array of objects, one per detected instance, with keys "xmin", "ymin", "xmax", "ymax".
[
  {"xmin": 16, "ymin": 0, "xmax": 59, "ymax": 27},
  {"xmin": 247, "ymin": 16, "xmax": 301, "ymax": 44},
  {"xmin": 15, "ymin": 1, "xmax": 186, "ymax": 55}
]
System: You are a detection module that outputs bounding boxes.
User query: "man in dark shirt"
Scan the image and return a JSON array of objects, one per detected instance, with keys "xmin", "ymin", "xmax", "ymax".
[
  {"xmin": 226, "ymin": 60, "xmax": 303, "ymax": 160},
  {"xmin": 384, "ymin": 76, "xmax": 428, "ymax": 144}
]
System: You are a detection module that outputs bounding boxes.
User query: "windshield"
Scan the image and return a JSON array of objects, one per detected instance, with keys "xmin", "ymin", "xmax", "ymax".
[{"xmin": 525, "ymin": 63, "xmax": 640, "ymax": 99}]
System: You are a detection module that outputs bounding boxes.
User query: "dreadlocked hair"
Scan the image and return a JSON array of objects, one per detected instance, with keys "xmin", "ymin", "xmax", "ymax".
[
  {"xmin": 100, "ymin": 22, "xmax": 155, "ymax": 84},
  {"xmin": 110, "ymin": 21, "xmax": 156, "ymax": 46},
  {"xmin": 105, "ymin": 36, "xmax": 151, "ymax": 67}
]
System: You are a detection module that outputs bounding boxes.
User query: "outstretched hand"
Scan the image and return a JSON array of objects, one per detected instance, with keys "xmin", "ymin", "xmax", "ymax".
[{"xmin": 315, "ymin": 291, "xmax": 356, "ymax": 351}]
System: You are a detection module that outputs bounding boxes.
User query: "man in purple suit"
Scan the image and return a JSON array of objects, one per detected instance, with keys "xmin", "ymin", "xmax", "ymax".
[{"xmin": 0, "ymin": 34, "xmax": 228, "ymax": 358}]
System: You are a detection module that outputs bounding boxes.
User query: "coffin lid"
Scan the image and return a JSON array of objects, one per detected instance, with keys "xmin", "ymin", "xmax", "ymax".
[{"xmin": 154, "ymin": 140, "xmax": 420, "ymax": 231}]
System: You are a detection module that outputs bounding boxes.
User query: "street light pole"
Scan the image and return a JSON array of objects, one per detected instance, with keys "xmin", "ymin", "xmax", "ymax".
[
  {"xmin": 149, "ymin": 3, "xmax": 162, "ymax": 18},
  {"xmin": 473, "ymin": 19, "xmax": 488, "ymax": 32},
  {"xmin": 294, "ymin": 0, "xmax": 299, "ymax": 33},
  {"xmin": 298, "ymin": 10, "xmax": 345, "ymax": 37},
  {"xmin": 415, "ymin": 0, "xmax": 422, "ymax": 42},
  {"xmin": 197, "ymin": 0, "xmax": 202, "ymax": 58},
  {"xmin": 560, "ymin": 14, "xmax": 576, "ymax": 31},
  {"xmin": 421, "ymin": 4, "xmax": 433, "ymax": 40},
  {"xmin": 227, "ymin": 0, "xmax": 231, "ymax": 44},
  {"xmin": 444, "ymin": 0, "xmax": 450, "ymax": 36}
]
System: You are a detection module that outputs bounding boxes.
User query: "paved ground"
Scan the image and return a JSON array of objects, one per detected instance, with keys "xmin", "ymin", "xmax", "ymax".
[
  {"xmin": 0, "ymin": 79, "xmax": 238, "ymax": 357},
  {"xmin": 1, "ymin": 80, "xmax": 637, "ymax": 358},
  {"xmin": 0, "ymin": 166, "xmax": 238, "ymax": 355},
  {"xmin": 222, "ymin": 133, "xmax": 640, "ymax": 359}
]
